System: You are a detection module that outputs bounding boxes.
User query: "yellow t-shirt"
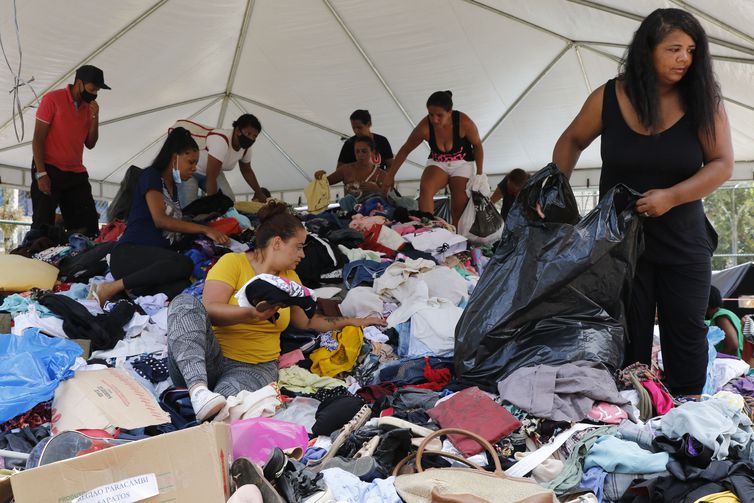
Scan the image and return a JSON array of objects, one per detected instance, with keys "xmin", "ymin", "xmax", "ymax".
[{"xmin": 205, "ymin": 252, "xmax": 302, "ymax": 364}]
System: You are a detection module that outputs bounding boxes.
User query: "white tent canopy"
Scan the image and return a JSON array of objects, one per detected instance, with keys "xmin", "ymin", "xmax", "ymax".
[{"xmin": 0, "ymin": 0, "xmax": 753, "ymax": 202}]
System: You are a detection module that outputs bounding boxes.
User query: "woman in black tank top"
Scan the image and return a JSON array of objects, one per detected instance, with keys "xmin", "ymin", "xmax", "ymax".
[
  {"xmin": 386, "ymin": 90, "xmax": 484, "ymax": 226},
  {"xmin": 552, "ymin": 9, "xmax": 733, "ymax": 396}
]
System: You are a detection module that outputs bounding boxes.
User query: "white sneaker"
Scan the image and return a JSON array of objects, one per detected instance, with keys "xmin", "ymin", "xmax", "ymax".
[{"xmin": 190, "ymin": 387, "xmax": 226, "ymax": 422}]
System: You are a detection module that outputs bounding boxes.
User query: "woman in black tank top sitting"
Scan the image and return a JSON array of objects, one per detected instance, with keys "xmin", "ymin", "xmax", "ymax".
[
  {"xmin": 385, "ymin": 90, "xmax": 484, "ymax": 226},
  {"xmin": 553, "ymin": 9, "xmax": 733, "ymax": 397},
  {"xmin": 314, "ymin": 136, "xmax": 387, "ymax": 211}
]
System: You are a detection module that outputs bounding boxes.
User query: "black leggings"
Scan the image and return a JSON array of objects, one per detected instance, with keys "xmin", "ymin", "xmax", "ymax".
[
  {"xmin": 626, "ymin": 259, "xmax": 711, "ymax": 395},
  {"xmin": 110, "ymin": 243, "xmax": 194, "ymax": 299}
]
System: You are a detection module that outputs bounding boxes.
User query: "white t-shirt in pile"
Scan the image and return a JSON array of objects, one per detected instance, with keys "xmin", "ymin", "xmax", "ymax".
[{"xmin": 196, "ymin": 128, "xmax": 253, "ymax": 175}]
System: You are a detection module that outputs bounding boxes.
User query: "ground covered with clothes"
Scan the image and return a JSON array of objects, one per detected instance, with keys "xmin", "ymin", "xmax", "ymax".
[{"xmin": 2, "ymin": 170, "xmax": 754, "ymax": 503}]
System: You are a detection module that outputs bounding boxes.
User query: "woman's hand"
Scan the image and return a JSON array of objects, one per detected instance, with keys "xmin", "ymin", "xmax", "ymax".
[
  {"xmin": 636, "ymin": 189, "xmax": 676, "ymax": 218},
  {"xmin": 204, "ymin": 227, "xmax": 230, "ymax": 245},
  {"xmin": 247, "ymin": 305, "xmax": 279, "ymax": 321},
  {"xmin": 314, "ymin": 170, "xmax": 327, "ymax": 180},
  {"xmin": 351, "ymin": 316, "xmax": 387, "ymax": 328}
]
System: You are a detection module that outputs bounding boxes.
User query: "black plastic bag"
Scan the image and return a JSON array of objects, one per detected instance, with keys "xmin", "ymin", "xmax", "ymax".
[
  {"xmin": 454, "ymin": 163, "xmax": 644, "ymax": 391},
  {"xmin": 469, "ymin": 191, "xmax": 503, "ymax": 238}
]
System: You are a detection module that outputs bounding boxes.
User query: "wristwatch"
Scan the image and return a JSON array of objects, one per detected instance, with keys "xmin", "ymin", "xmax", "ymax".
[{"xmin": 35, "ymin": 171, "xmax": 48, "ymax": 180}]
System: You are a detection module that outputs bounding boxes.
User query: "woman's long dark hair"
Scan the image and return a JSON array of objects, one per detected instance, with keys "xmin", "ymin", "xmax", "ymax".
[
  {"xmin": 620, "ymin": 8, "xmax": 720, "ymax": 140},
  {"xmin": 151, "ymin": 127, "xmax": 199, "ymax": 173}
]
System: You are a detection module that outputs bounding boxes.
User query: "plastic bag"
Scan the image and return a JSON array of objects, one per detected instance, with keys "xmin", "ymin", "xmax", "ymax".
[
  {"xmin": 702, "ymin": 326, "xmax": 725, "ymax": 395},
  {"xmin": 0, "ymin": 328, "xmax": 82, "ymax": 423},
  {"xmin": 230, "ymin": 417, "xmax": 309, "ymax": 464},
  {"xmin": 454, "ymin": 163, "xmax": 644, "ymax": 391},
  {"xmin": 457, "ymin": 174, "xmax": 503, "ymax": 244}
]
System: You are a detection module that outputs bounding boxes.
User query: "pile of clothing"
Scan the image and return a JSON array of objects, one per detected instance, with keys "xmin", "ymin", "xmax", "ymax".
[{"xmin": 3, "ymin": 188, "xmax": 754, "ymax": 503}]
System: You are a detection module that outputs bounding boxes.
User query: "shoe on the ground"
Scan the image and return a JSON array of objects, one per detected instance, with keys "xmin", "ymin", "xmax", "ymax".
[
  {"xmin": 321, "ymin": 455, "xmax": 386, "ymax": 482},
  {"xmin": 190, "ymin": 387, "xmax": 226, "ymax": 422},
  {"xmin": 230, "ymin": 457, "xmax": 285, "ymax": 503},
  {"xmin": 263, "ymin": 447, "xmax": 288, "ymax": 481},
  {"xmin": 310, "ymin": 404, "xmax": 372, "ymax": 467}
]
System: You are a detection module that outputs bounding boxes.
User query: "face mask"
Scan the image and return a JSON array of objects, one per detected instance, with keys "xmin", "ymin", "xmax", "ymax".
[
  {"xmin": 80, "ymin": 85, "xmax": 97, "ymax": 103},
  {"xmin": 172, "ymin": 160, "xmax": 183, "ymax": 185},
  {"xmin": 238, "ymin": 134, "xmax": 255, "ymax": 149}
]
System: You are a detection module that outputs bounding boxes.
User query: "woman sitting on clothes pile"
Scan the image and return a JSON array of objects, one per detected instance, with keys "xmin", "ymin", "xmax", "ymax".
[
  {"xmin": 315, "ymin": 136, "xmax": 416, "ymax": 213},
  {"xmin": 167, "ymin": 201, "xmax": 386, "ymax": 421},
  {"xmin": 92, "ymin": 127, "xmax": 229, "ymax": 305}
]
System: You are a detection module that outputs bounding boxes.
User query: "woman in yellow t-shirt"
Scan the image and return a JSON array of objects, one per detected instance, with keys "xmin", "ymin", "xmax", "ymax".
[{"xmin": 167, "ymin": 202, "xmax": 385, "ymax": 421}]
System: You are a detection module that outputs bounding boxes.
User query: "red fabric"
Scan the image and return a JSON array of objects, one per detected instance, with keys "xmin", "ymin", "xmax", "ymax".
[
  {"xmin": 405, "ymin": 357, "xmax": 452, "ymax": 391},
  {"xmin": 359, "ymin": 224, "xmax": 398, "ymax": 257},
  {"xmin": 53, "ymin": 283, "xmax": 72, "ymax": 292},
  {"xmin": 208, "ymin": 218, "xmax": 241, "ymax": 235},
  {"xmin": 1, "ymin": 401, "xmax": 51, "ymax": 432},
  {"xmin": 95, "ymin": 220, "xmax": 127, "ymax": 243},
  {"xmin": 77, "ymin": 429, "xmax": 118, "ymax": 439},
  {"xmin": 35, "ymin": 86, "xmax": 91, "ymax": 172},
  {"xmin": 426, "ymin": 386, "xmax": 521, "ymax": 456},
  {"xmin": 356, "ymin": 383, "xmax": 398, "ymax": 403},
  {"xmin": 379, "ymin": 407, "xmax": 395, "ymax": 417}
]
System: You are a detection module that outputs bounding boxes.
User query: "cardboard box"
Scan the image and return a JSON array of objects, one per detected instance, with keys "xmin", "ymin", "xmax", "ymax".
[
  {"xmin": 52, "ymin": 368, "xmax": 170, "ymax": 435},
  {"xmin": 10, "ymin": 423, "xmax": 232, "ymax": 503}
]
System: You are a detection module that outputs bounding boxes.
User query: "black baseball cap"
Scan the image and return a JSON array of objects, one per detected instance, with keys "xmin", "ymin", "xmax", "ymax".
[{"xmin": 74, "ymin": 65, "xmax": 111, "ymax": 90}]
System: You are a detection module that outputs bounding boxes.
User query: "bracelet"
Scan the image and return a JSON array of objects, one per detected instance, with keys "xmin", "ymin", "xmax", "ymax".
[{"xmin": 35, "ymin": 171, "xmax": 48, "ymax": 180}]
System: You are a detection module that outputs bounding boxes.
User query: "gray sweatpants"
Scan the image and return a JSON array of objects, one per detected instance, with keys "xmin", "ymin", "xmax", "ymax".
[{"xmin": 167, "ymin": 294, "xmax": 278, "ymax": 397}]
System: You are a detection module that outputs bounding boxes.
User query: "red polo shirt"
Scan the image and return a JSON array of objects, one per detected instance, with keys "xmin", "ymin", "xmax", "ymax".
[{"xmin": 35, "ymin": 85, "xmax": 92, "ymax": 173}]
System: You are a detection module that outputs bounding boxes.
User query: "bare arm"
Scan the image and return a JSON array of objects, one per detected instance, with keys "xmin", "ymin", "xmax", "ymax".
[
  {"xmin": 552, "ymin": 85, "xmax": 605, "ymax": 179},
  {"xmin": 313, "ymin": 168, "xmax": 344, "ymax": 185},
  {"xmin": 239, "ymin": 161, "xmax": 264, "ymax": 200},
  {"xmin": 145, "ymin": 190, "xmax": 228, "ymax": 243},
  {"xmin": 289, "ymin": 305, "xmax": 385, "ymax": 332},
  {"xmin": 85, "ymin": 101, "xmax": 99, "ymax": 149},
  {"xmin": 32, "ymin": 119, "xmax": 52, "ymax": 194},
  {"xmin": 715, "ymin": 316, "xmax": 740, "ymax": 356},
  {"xmin": 490, "ymin": 186, "xmax": 503, "ymax": 204},
  {"xmin": 386, "ymin": 121, "xmax": 428, "ymax": 180},
  {"xmin": 204, "ymin": 155, "xmax": 223, "ymax": 196},
  {"xmin": 32, "ymin": 119, "xmax": 50, "ymax": 173},
  {"xmin": 328, "ymin": 166, "xmax": 344, "ymax": 185},
  {"xmin": 202, "ymin": 279, "xmax": 277, "ymax": 326},
  {"xmin": 461, "ymin": 113, "xmax": 484, "ymax": 175},
  {"xmin": 637, "ymin": 104, "xmax": 733, "ymax": 217}
]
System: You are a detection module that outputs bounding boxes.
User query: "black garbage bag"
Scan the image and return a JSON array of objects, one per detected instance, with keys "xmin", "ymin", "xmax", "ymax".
[
  {"xmin": 469, "ymin": 190, "xmax": 503, "ymax": 238},
  {"xmin": 454, "ymin": 163, "xmax": 644, "ymax": 391}
]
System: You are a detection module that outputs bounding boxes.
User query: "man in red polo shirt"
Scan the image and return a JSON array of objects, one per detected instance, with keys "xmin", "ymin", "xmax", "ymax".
[{"xmin": 31, "ymin": 65, "xmax": 111, "ymax": 237}]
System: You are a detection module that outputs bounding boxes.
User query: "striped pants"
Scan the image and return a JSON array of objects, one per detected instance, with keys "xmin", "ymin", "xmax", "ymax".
[{"xmin": 167, "ymin": 294, "xmax": 278, "ymax": 397}]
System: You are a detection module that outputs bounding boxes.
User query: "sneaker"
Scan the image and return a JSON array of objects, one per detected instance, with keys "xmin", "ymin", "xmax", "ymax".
[
  {"xmin": 190, "ymin": 387, "xmax": 226, "ymax": 422},
  {"xmin": 310, "ymin": 404, "xmax": 372, "ymax": 467},
  {"xmin": 321, "ymin": 456, "xmax": 386, "ymax": 482},
  {"xmin": 263, "ymin": 447, "xmax": 288, "ymax": 481},
  {"xmin": 230, "ymin": 457, "xmax": 285, "ymax": 503}
]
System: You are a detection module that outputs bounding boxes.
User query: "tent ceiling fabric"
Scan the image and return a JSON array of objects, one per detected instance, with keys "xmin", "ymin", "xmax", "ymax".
[{"xmin": 0, "ymin": 0, "xmax": 753, "ymax": 193}]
